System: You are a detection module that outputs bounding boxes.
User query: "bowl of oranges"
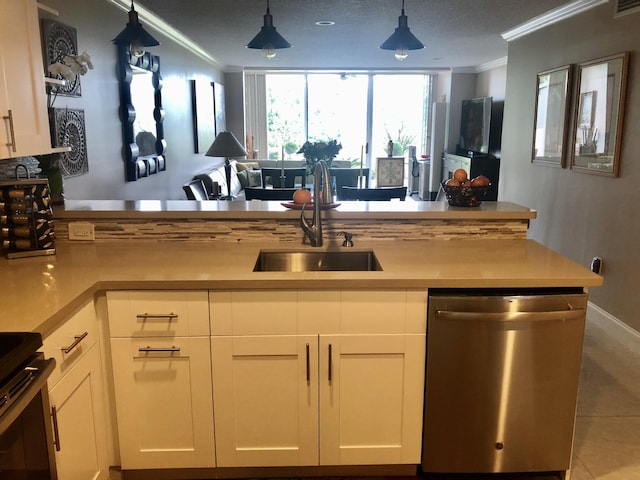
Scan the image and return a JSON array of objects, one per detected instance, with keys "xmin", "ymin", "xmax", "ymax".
[{"xmin": 441, "ymin": 169, "xmax": 491, "ymax": 207}]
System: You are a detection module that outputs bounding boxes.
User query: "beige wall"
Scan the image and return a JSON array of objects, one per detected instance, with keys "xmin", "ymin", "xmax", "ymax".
[
  {"xmin": 38, "ymin": 0, "xmax": 223, "ymax": 200},
  {"xmin": 501, "ymin": 2, "xmax": 640, "ymax": 332}
]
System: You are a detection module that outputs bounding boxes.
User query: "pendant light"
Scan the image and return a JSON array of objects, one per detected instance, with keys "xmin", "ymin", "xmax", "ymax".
[
  {"xmin": 112, "ymin": 0, "xmax": 160, "ymax": 58},
  {"xmin": 246, "ymin": 0, "xmax": 291, "ymax": 59},
  {"xmin": 380, "ymin": 0, "xmax": 424, "ymax": 61}
]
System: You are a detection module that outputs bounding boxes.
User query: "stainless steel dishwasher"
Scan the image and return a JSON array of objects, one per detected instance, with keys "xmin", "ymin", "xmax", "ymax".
[{"xmin": 422, "ymin": 288, "xmax": 587, "ymax": 475}]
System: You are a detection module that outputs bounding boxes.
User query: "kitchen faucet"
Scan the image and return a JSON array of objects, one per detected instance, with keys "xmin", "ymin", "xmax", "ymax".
[{"xmin": 300, "ymin": 160, "xmax": 332, "ymax": 247}]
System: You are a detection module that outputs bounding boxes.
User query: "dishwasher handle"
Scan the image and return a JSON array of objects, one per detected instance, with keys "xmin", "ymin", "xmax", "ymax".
[{"xmin": 435, "ymin": 308, "xmax": 585, "ymax": 323}]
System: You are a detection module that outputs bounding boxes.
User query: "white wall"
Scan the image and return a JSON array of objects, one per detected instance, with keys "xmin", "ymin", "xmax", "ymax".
[
  {"xmin": 501, "ymin": 2, "xmax": 640, "ymax": 333},
  {"xmin": 38, "ymin": 0, "xmax": 224, "ymax": 200}
]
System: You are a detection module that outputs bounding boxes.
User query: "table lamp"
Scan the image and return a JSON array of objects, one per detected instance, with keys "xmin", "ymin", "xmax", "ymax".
[{"xmin": 205, "ymin": 131, "xmax": 247, "ymax": 200}]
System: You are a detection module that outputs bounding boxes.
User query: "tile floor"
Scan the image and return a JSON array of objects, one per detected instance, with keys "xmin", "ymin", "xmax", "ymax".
[
  {"xmin": 569, "ymin": 311, "xmax": 640, "ymax": 480},
  {"xmin": 109, "ymin": 309, "xmax": 640, "ymax": 480}
]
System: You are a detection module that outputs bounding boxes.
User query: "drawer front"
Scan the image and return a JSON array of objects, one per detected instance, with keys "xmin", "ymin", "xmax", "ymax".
[
  {"xmin": 107, "ymin": 291, "xmax": 210, "ymax": 338},
  {"xmin": 43, "ymin": 300, "xmax": 98, "ymax": 388}
]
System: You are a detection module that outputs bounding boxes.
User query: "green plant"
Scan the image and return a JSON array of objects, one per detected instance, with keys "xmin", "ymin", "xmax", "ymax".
[
  {"xmin": 284, "ymin": 141, "xmax": 298, "ymax": 157},
  {"xmin": 297, "ymin": 139, "xmax": 342, "ymax": 174},
  {"xmin": 35, "ymin": 153, "xmax": 63, "ymax": 195}
]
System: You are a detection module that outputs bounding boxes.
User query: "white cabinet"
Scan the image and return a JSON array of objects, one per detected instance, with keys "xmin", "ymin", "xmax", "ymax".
[
  {"xmin": 210, "ymin": 289, "xmax": 426, "ymax": 468},
  {"xmin": 211, "ymin": 334, "xmax": 319, "ymax": 467},
  {"xmin": 0, "ymin": 0, "xmax": 52, "ymax": 159},
  {"xmin": 107, "ymin": 291, "xmax": 215, "ymax": 470},
  {"xmin": 43, "ymin": 301, "xmax": 110, "ymax": 480}
]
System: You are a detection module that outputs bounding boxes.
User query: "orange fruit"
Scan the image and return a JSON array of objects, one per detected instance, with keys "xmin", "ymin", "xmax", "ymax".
[
  {"xmin": 445, "ymin": 178, "xmax": 461, "ymax": 186},
  {"xmin": 453, "ymin": 168, "xmax": 468, "ymax": 182},
  {"xmin": 471, "ymin": 175, "xmax": 490, "ymax": 186},
  {"xmin": 292, "ymin": 188, "xmax": 312, "ymax": 204}
]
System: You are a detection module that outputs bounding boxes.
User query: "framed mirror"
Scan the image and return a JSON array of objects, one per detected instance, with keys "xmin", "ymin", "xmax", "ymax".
[
  {"xmin": 116, "ymin": 45, "xmax": 166, "ymax": 181},
  {"xmin": 571, "ymin": 52, "xmax": 629, "ymax": 176},
  {"xmin": 532, "ymin": 65, "xmax": 572, "ymax": 167}
]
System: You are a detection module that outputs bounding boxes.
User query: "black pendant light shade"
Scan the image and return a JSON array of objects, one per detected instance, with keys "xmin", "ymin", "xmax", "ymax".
[
  {"xmin": 380, "ymin": 0, "xmax": 424, "ymax": 60},
  {"xmin": 112, "ymin": 1, "xmax": 160, "ymax": 57},
  {"xmin": 246, "ymin": 0, "xmax": 291, "ymax": 59}
]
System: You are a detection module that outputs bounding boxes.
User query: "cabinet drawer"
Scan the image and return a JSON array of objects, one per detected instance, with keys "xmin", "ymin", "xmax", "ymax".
[
  {"xmin": 43, "ymin": 301, "xmax": 98, "ymax": 388},
  {"xmin": 107, "ymin": 291, "xmax": 210, "ymax": 338}
]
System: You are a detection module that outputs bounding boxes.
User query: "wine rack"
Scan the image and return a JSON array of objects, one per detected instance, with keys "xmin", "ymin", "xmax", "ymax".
[{"xmin": 1, "ymin": 165, "xmax": 55, "ymax": 259}]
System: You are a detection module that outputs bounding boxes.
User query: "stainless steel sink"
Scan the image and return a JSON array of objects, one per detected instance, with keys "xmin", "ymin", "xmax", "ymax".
[{"xmin": 253, "ymin": 250, "xmax": 382, "ymax": 272}]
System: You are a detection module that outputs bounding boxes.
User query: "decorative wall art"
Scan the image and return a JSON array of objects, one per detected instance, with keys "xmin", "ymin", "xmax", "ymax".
[
  {"xmin": 213, "ymin": 82, "xmax": 227, "ymax": 135},
  {"xmin": 41, "ymin": 19, "xmax": 81, "ymax": 97},
  {"xmin": 50, "ymin": 108, "xmax": 89, "ymax": 177},
  {"xmin": 571, "ymin": 52, "xmax": 629, "ymax": 176},
  {"xmin": 376, "ymin": 157, "xmax": 405, "ymax": 187},
  {"xmin": 532, "ymin": 65, "xmax": 572, "ymax": 167},
  {"xmin": 190, "ymin": 79, "xmax": 215, "ymax": 153}
]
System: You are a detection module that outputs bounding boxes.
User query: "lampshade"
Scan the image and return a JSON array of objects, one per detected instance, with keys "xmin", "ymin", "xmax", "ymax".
[
  {"xmin": 380, "ymin": 0, "xmax": 424, "ymax": 60},
  {"xmin": 205, "ymin": 131, "xmax": 248, "ymax": 159},
  {"xmin": 246, "ymin": 0, "xmax": 291, "ymax": 59},
  {"xmin": 112, "ymin": 0, "xmax": 160, "ymax": 57}
]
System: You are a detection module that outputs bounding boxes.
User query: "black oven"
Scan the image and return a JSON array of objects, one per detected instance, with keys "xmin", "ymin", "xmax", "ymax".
[{"xmin": 0, "ymin": 332, "xmax": 57, "ymax": 480}]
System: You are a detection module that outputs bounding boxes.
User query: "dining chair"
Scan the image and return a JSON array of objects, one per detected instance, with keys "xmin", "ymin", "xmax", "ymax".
[
  {"xmin": 182, "ymin": 179, "xmax": 209, "ymax": 200},
  {"xmin": 261, "ymin": 168, "xmax": 307, "ymax": 189},
  {"xmin": 330, "ymin": 168, "xmax": 370, "ymax": 200},
  {"xmin": 341, "ymin": 186, "xmax": 407, "ymax": 201},
  {"xmin": 244, "ymin": 187, "xmax": 298, "ymax": 201}
]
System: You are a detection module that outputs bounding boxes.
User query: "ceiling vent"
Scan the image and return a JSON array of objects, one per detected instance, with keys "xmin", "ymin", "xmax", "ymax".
[{"xmin": 615, "ymin": 0, "xmax": 640, "ymax": 16}]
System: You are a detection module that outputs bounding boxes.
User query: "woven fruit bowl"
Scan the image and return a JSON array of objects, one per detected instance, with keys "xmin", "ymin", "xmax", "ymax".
[{"xmin": 441, "ymin": 181, "xmax": 490, "ymax": 207}]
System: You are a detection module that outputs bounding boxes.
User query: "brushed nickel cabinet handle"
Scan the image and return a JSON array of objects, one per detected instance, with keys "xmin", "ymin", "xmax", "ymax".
[
  {"xmin": 61, "ymin": 331, "xmax": 88, "ymax": 354},
  {"xmin": 306, "ymin": 343, "xmax": 310, "ymax": 384},
  {"xmin": 51, "ymin": 405, "xmax": 61, "ymax": 451},
  {"xmin": 138, "ymin": 346, "xmax": 181, "ymax": 353},
  {"xmin": 136, "ymin": 313, "xmax": 178, "ymax": 320},
  {"xmin": 3, "ymin": 110, "xmax": 16, "ymax": 152},
  {"xmin": 328, "ymin": 343, "xmax": 332, "ymax": 384}
]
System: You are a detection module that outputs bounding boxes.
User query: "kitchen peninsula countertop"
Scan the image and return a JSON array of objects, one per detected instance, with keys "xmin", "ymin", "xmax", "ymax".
[
  {"xmin": 54, "ymin": 199, "xmax": 537, "ymax": 220},
  {"xmin": 1, "ymin": 238, "xmax": 602, "ymax": 337}
]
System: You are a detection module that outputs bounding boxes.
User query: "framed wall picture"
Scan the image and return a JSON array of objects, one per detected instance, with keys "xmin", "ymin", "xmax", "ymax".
[
  {"xmin": 190, "ymin": 79, "xmax": 215, "ymax": 153},
  {"xmin": 532, "ymin": 65, "xmax": 572, "ymax": 167},
  {"xmin": 571, "ymin": 52, "xmax": 629, "ymax": 176},
  {"xmin": 213, "ymin": 82, "xmax": 226, "ymax": 135}
]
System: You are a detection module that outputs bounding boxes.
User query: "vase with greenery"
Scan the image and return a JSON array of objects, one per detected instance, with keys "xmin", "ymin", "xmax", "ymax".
[
  {"xmin": 35, "ymin": 153, "xmax": 64, "ymax": 204},
  {"xmin": 297, "ymin": 139, "xmax": 342, "ymax": 175}
]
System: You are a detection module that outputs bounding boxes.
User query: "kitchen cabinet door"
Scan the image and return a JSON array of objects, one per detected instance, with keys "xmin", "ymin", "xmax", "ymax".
[
  {"xmin": 319, "ymin": 334, "xmax": 425, "ymax": 465},
  {"xmin": 0, "ymin": 0, "xmax": 52, "ymax": 159},
  {"xmin": 110, "ymin": 336, "xmax": 215, "ymax": 469},
  {"xmin": 211, "ymin": 335, "xmax": 319, "ymax": 467},
  {"xmin": 48, "ymin": 345, "xmax": 110, "ymax": 480}
]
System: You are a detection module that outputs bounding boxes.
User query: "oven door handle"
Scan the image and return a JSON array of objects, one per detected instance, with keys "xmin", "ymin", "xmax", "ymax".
[{"xmin": 0, "ymin": 357, "xmax": 56, "ymax": 436}]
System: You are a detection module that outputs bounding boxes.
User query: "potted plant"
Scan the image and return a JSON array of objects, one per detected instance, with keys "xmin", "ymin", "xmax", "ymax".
[
  {"xmin": 35, "ymin": 153, "xmax": 64, "ymax": 204},
  {"xmin": 297, "ymin": 139, "xmax": 342, "ymax": 175}
]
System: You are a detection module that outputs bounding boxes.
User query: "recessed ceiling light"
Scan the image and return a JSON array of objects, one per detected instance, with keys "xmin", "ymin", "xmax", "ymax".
[{"xmin": 315, "ymin": 20, "xmax": 335, "ymax": 26}]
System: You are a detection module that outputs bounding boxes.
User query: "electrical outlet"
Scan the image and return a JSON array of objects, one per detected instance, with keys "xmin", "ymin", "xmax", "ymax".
[
  {"xmin": 68, "ymin": 222, "xmax": 95, "ymax": 241},
  {"xmin": 590, "ymin": 256, "xmax": 602, "ymax": 274}
]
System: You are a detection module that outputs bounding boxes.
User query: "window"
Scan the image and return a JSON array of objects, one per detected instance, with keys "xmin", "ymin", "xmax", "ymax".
[{"xmin": 256, "ymin": 71, "xmax": 434, "ymax": 182}]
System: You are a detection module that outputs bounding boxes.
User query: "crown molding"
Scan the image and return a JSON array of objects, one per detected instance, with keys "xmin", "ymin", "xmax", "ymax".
[
  {"xmin": 476, "ymin": 56, "xmax": 508, "ymax": 72},
  {"xmin": 502, "ymin": 0, "xmax": 608, "ymax": 42},
  {"xmin": 105, "ymin": 0, "xmax": 223, "ymax": 68}
]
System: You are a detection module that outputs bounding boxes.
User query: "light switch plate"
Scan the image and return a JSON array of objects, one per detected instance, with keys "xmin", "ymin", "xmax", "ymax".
[{"xmin": 68, "ymin": 222, "xmax": 95, "ymax": 241}]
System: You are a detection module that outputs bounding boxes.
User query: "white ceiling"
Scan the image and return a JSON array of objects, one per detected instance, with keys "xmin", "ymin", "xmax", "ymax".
[{"xmin": 135, "ymin": 0, "xmax": 571, "ymax": 71}]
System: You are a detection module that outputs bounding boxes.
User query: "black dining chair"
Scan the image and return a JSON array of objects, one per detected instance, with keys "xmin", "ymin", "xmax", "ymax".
[
  {"xmin": 341, "ymin": 186, "xmax": 407, "ymax": 201},
  {"xmin": 244, "ymin": 187, "xmax": 299, "ymax": 201},
  {"xmin": 330, "ymin": 168, "xmax": 370, "ymax": 200},
  {"xmin": 261, "ymin": 168, "xmax": 307, "ymax": 189},
  {"xmin": 182, "ymin": 179, "xmax": 209, "ymax": 200}
]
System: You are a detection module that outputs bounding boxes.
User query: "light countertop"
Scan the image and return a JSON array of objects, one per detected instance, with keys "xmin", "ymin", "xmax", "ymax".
[
  {"xmin": 0, "ymin": 239, "xmax": 602, "ymax": 337},
  {"xmin": 54, "ymin": 200, "xmax": 537, "ymax": 220}
]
